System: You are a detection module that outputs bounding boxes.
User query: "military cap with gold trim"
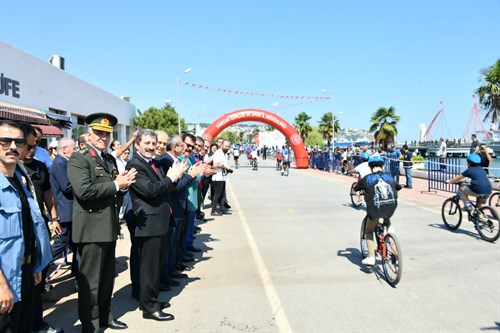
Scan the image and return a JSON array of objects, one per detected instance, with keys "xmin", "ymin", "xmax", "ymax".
[{"xmin": 85, "ymin": 113, "xmax": 117, "ymax": 133}]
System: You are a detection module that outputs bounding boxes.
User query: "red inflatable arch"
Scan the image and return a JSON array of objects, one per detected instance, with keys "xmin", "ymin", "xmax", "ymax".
[{"xmin": 202, "ymin": 108, "xmax": 309, "ymax": 169}]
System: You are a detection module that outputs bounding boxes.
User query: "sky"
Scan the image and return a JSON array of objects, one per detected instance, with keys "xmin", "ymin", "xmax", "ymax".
[{"xmin": 1, "ymin": 0, "xmax": 499, "ymax": 142}]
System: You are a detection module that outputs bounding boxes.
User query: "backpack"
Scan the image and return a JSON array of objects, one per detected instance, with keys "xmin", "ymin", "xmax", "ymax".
[{"xmin": 362, "ymin": 172, "xmax": 398, "ymax": 219}]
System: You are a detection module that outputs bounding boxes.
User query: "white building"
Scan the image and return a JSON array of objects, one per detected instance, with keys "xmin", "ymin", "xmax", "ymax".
[{"xmin": 0, "ymin": 40, "xmax": 136, "ymax": 148}]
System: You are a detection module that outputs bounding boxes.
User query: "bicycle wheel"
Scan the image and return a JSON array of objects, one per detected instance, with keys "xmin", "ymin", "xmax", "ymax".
[
  {"xmin": 350, "ymin": 182, "xmax": 362, "ymax": 208},
  {"xmin": 441, "ymin": 197, "xmax": 462, "ymax": 230},
  {"xmin": 359, "ymin": 216, "xmax": 369, "ymax": 259},
  {"xmin": 383, "ymin": 233, "xmax": 403, "ymax": 287},
  {"xmin": 488, "ymin": 192, "xmax": 500, "ymax": 208},
  {"xmin": 476, "ymin": 206, "xmax": 500, "ymax": 242}
]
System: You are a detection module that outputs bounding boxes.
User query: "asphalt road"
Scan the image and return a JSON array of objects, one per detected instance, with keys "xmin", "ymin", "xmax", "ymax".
[{"xmin": 43, "ymin": 157, "xmax": 500, "ymax": 332}]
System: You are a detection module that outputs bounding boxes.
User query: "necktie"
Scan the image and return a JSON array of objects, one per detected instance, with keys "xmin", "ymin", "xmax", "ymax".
[{"xmin": 149, "ymin": 160, "xmax": 158, "ymax": 175}]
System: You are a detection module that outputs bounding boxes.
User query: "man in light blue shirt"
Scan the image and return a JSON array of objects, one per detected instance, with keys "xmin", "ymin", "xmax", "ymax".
[
  {"xmin": 33, "ymin": 126, "xmax": 53, "ymax": 170},
  {"xmin": 0, "ymin": 120, "xmax": 52, "ymax": 332}
]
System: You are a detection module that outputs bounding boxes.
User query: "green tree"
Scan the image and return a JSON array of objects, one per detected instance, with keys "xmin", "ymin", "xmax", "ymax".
[
  {"xmin": 476, "ymin": 59, "xmax": 500, "ymax": 123},
  {"xmin": 133, "ymin": 103, "xmax": 184, "ymax": 133},
  {"xmin": 369, "ymin": 106, "xmax": 400, "ymax": 149},
  {"xmin": 217, "ymin": 131, "xmax": 239, "ymax": 144},
  {"xmin": 304, "ymin": 127, "xmax": 324, "ymax": 147},
  {"xmin": 294, "ymin": 112, "xmax": 312, "ymax": 143}
]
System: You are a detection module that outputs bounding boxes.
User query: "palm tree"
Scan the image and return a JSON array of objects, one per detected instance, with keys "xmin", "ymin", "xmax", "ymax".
[
  {"xmin": 318, "ymin": 112, "xmax": 337, "ymax": 148},
  {"xmin": 294, "ymin": 112, "xmax": 312, "ymax": 143},
  {"xmin": 476, "ymin": 59, "xmax": 500, "ymax": 124},
  {"xmin": 369, "ymin": 106, "xmax": 400, "ymax": 149},
  {"xmin": 332, "ymin": 115, "xmax": 340, "ymax": 143}
]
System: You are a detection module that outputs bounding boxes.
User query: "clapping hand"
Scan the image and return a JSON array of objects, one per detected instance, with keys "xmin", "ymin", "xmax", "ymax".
[
  {"xmin": 167, "ymin": 162, "xmax": 188, "ymax": 181},
  {"xmin": 188, "ymin": 163, "xmax": 206, "ymax": 178},
  {"xmin": 117, "ymin": 168, "xmax": 137, "ymax": 190}
]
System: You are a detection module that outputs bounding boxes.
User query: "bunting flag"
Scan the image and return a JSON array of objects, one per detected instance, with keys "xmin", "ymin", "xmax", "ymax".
[{"xmin": 179, "ymin": 80, "xmax": 332, "ymax": 100}]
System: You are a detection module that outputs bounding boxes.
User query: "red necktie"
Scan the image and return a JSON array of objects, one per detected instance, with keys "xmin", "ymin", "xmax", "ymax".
[{"xmin": 149, "ymin": 160, "xmax": 158, "ymax": 175}]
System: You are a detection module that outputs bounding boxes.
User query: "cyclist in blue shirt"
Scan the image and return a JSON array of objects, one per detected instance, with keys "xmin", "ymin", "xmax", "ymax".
[
  {"xmin": 281, "ymin": 145, "xmax": 290, "ymax": 175},
  {"xmin": 446, "ymin": 153, "xmax": 492, "ymax": 210}
]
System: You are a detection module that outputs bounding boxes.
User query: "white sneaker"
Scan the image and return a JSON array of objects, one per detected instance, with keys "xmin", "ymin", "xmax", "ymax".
[{"xmin": 362, "ymin": 256, "xmax": 376, "ymax": 266}]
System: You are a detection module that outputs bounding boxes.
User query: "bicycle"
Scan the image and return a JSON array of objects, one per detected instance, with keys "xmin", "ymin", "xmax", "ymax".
[
  {"xmin": 488, "ymin": 191, "xmax": 499, "ymax": 208},
  {"xmin": 441, "ymin": 189, "xmax": 500, "ymax": 242},
  {"xmin": 252, "ymin": 158, "xmax": 258, "ymax": 171},
  {"xmin": 281, "ymin": 161, "xmax": 289, "ymax": 176},
  {"xmin": 360, "ymin": 217, "xmax": 402, "ymax": 287},
  {"xmin": 350, "ymin": 182, "xmax": 364, "ymax": 208}
]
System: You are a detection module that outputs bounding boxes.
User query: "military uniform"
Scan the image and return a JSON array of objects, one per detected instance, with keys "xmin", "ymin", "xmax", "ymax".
[{"xmin": 67, "ymin": 113, "xmax": 125, "ymax": 332}]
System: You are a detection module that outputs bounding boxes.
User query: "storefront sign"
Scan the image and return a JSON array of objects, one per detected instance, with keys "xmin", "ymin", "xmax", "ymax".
[{"xmin": 0, "ymin": 73, "xmax": 20, "ymax": 98}]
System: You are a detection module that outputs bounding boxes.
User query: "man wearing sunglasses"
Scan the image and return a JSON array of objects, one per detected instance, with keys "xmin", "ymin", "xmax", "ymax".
[
  {"xmin": 17, "ymin": 123, "xmax": 62, "ymax": 333},
  {"xmin": 0, "ymin": 120, "xmax": 53, "ymax": 333}
]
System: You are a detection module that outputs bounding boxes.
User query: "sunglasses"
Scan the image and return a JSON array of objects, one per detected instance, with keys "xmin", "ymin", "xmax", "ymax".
[
  {"xmin": 0, "ymin": 137, "xmax": 27, "ymax": 149},
  {"xmin": 184, "ymin": 142, "xmax": 195, "ymax": 150}
]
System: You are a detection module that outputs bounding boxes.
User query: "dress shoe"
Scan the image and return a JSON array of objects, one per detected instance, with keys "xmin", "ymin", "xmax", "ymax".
[
  {"xmin": 182, "ymin": 255, "xmax": 194, "ymax": 262},
  {"xmin": 170, "ymin": 271, "xmax": 188, "ymax": 279},
  {"xmin": 102, "ymin": 319, "xmax": 128, "ymax": 330},
  {"xmin": 195, "ymin": 216, "xmax": 207, "ymax": 222},
  {"xmin": 143, "ymin": 310, "xmax": 175, "ymax": 321},
  {"xmin": 224, "ymin": 203, "xmax": 232, "ymax": 209},
  {"xmin": 221, "ymin": 209, "xmax": 232, "ymax": 215},
  {"xmin": 186, "ymin": 245, "xmax": 202, "ymax": 253},
  {"xmin": 159, "ymin": 284, "xmax": 171, "ymax": 292},
  {"xmin": 211, "ymin": 210, "xmax": 223, "ymax": 216},
  {"xmin": 184, "ymin": 251, "xmax": 194, "ymax": 258},
  {"xmin": 194, "ymin": 226, "xmax": 202, "ymax": 231}
]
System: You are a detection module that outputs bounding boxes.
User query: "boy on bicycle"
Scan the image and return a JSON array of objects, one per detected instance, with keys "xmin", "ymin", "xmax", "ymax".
[
  {"xmin": 276, "ymin": 150, "xmax": 283, "ymax": 170},
  {"xmin": 281, "ymin": 145, "xmax": 290, "ymax": 175},
  {"xmin": 348, "ymin": 152, "xmax": 371, "ymax": 204},
  {"xmin": 446, "ymin": 153, "xmax": 492, "ymax": 211},
  {"xmin": 354, "ymin": 155, "xmax": 402, "ymax": 265}
]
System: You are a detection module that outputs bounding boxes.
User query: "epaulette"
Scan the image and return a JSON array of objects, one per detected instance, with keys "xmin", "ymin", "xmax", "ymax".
[{"xmin": 79, "ymin": 148, "xmax": 89, "ymax": 155}]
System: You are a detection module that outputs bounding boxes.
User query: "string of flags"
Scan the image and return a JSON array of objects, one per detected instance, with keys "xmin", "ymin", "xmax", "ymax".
[{"xmin": 179, "ymin": 80, "xmax": 331, "ymax": 100}]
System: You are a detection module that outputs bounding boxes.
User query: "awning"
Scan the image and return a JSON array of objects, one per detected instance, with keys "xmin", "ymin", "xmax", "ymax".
[
  {"xmin": 36, "ymin": 124, "xmax": 64, "ymax": 137},
  {"xmin": 45, "ymin": 111, "xmax": 72, "ymax": 123},
  {"xmin": 0, "ymin": 101, "xmax": 50, "ymax": 125}
]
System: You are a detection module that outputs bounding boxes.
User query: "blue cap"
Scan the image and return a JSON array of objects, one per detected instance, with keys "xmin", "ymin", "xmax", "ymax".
[
  {"xmin": 368, "ymin": 155, "xmax": 384, "ymax": 164},
  {"xmin": 467, "ymin": 153, "xmax": 481, "ymax": 164},
  {"xmin": 361, "ymin": 152, "xmax": 370, "ymax": 161}
]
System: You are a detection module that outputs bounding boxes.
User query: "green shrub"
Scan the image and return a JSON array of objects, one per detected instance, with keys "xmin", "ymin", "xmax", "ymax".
[{"xmin": 412, "ymin": 156, "xmax": 424, "ymax": 163}]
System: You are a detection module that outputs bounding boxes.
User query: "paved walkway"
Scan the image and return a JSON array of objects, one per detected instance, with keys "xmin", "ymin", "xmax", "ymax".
[{"xmin": 40, "ymin": 160, "xmax": 482, "ymax": 331}]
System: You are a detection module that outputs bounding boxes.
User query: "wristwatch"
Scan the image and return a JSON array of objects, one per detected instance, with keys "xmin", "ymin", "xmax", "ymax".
[{"xmin": 51, "ymin": 216, "xmax": 60, "ymax": 222}]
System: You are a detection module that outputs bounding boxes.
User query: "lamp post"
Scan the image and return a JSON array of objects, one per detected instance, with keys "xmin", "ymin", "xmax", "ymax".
[{"xmin": 176, "ymin": 67, "xmax": 192, "ymax": 134}]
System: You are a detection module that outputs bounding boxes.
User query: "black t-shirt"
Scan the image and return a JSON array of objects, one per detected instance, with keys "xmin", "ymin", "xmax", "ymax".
[
  {"xmin": 354, "ymin": 171, "xmax": 402, "ymax": 220},
  {"xmin": 23, "ymin": 159, "xmax": 51, "ymax": 214},
  {"xmin": 7, "ymin": 175, "xmax": 35, "ymax": 259}
]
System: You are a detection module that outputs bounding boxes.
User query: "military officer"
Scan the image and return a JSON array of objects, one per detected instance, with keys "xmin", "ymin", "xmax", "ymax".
[{"xmin": 68, "ymin": 113, "xmax": 137, "ymax": 332}]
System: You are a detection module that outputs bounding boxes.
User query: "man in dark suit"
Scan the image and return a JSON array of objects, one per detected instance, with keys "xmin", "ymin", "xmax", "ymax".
[
  {"xmin": 127, "ymin": 129, "xmax": 186, "ymax": 321},
  {"xmin": 50, "ymin": 137, "xmax": 78, "ymax": 279},
  {"xmin": 159, "ymin": 135, "xmax": 203, "ymax": 286},
  {"xmin": 68, "ymin": 113, "xmax": 137, "ymax": 332}
]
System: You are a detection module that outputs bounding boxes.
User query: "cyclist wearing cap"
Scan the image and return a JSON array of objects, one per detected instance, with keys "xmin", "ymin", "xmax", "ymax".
[
  {"xmin": 354, "ymin": 155, "xmax": 402, "ymax": 266},
  {"xmin": 446, "ymin": 153, "xmax": 492, "ymax": 210},
  {"xmin": 349, "ymin": 152, "xmax": 372, "ymax": 204},
  {"xmin": 281, "ymin": 145, "xmax": 290, "ymax": 175}
]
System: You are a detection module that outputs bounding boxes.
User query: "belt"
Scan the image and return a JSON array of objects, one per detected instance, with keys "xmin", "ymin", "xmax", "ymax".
[{"xmin": 22, "ymin": 254, "xmax": 32, "ymax": 265}]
